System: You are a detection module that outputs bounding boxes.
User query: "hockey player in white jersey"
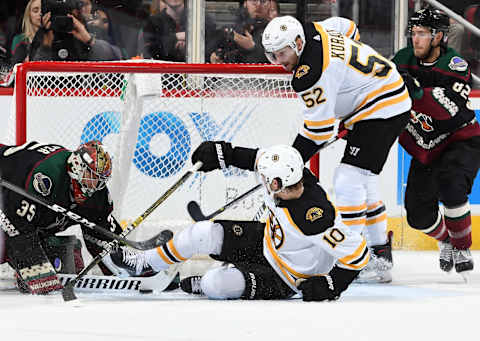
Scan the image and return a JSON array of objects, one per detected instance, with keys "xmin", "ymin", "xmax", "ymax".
[
  {"xmin": 262, "ymin": 16, "xmax": 412, "ymax": 282},
  {"xmin": 111, "ymin": 144, "xmax": 369, "ymax": 301}
]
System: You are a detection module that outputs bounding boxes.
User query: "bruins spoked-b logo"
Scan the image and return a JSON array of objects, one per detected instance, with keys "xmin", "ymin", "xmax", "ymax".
[{"xmin": 33, "ymin": 173, "xmax": 52, "ymax": 196}]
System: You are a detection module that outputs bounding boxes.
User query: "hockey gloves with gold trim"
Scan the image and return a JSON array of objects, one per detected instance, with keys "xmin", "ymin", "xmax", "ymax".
[{"xmin": 297, "ymin": 275, "xmax": 339, "ymax": 302}]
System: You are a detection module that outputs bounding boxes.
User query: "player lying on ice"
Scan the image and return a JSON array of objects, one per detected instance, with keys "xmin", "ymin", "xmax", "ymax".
[
  {"xmin": 111, "ymin": 143, "xmax": 370, "ymax": 301},
  {"xmin": 0, "ymin": 140, "xmax": 155, "ymax": 294}
]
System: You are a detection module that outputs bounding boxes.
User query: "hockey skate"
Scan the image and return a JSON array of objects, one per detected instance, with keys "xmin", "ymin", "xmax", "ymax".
[
  {"xmin": 356, "ymin": 231, "xmax": 393, "ymax": 284},
  {"xmin": 438, "ymin": 239, "xmax": 453, "ymax": 272},
  {"xmin": 110, "ymin": 247, "xmax": 156, "ymax": 277},
  {"xmin": 180, "ymin": 276, "xmax": 204, "ymax": 295},
  {"xmin": 452, "ymin": 248, "xmax": 474, "ymax": 282}
]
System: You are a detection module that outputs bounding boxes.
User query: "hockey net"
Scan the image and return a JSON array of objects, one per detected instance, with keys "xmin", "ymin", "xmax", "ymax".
[{"xmin": 0, "ymin": 60, "xmax": 304, "ymax": 284}]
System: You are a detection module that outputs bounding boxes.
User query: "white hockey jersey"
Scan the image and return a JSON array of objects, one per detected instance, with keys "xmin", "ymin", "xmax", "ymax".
[
  {"xmin": 262, "ymin": 169, "xmax": 370, "ymax": 293},
  {"xmin": 293, "ymin": 19, "xmax": 411, "ymax": 144}
]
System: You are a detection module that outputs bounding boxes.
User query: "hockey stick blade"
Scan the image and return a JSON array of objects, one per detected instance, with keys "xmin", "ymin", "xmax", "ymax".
[
  {"xmin": 0, "ymin": 177, "xmax": 170, "ymax": 251},
  {"xmin": 187, "ymin": 201, "xmax": 208, "ymax": 221}
]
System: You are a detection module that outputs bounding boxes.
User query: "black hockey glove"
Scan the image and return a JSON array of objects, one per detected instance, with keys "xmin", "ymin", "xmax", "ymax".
[
  {"xmin": 297, "ymin": 275, "xmax": 339, "ymax": 302},
  {"xmin": 192, "ymin": 141, "xmax": 234, "ymax": 172}
]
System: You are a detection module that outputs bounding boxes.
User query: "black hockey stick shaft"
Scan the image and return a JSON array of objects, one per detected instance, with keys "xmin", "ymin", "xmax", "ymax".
[
  {"xmin": 0, "ymin": 177, "xmax": 167, "ymax": 251},
  {"xmin": 187, "ymin": 130, "xmax": 347, "ymax": 222},
  {"xmin": 62, "ymin": 161, "xmax": 202, "ymax": 301}
]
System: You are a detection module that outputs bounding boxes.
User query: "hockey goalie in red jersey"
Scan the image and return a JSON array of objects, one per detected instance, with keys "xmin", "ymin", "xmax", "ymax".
[{"xmin": 111, "ymin": 143, "xmax": 370, "ymax": 301}]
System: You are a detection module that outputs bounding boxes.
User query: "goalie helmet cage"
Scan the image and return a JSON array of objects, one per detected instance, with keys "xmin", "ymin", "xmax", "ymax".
[{"xmin": 0, "ymin": 61, "xmax": 317, "ymax": 281}]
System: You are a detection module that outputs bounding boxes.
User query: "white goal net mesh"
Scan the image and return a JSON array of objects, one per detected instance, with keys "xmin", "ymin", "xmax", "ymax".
[{"xmin": 0, "ymin": 61, "xmax": 304, "ymax": 283}]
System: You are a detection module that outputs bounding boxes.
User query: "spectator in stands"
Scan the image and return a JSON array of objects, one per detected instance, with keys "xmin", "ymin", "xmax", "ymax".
[
  {"xmin": 140, "ymin": 0, "xmax": 216, "ymax": 62},
  {"xmin": 10, "ymin": 0, "xmax": 41, "ymax": 65},
  {"xmin": 210, "ymin": 0, "xmax": 274, "ymax": 64},
  {"xmin": 268, "ymin": 0, "xmax": 280, "ymax": 21},
  {"xmin": 29, "ymin": 1, "xmax": 121, "ymax": 61},
  {"xmin": 150, "ymin": 0, "xmax": 167, "ymax": 16},
  {"xmin": 80, "ymin": 0, "xmax": 117, "ymax": 46},
  {"xmin": 95, "ymin": 0, "xmax": 145, "ymax": 59}
]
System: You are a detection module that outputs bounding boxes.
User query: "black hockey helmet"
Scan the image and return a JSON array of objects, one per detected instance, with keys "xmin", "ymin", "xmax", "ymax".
[{"xmin": 408, "ymin": 8, "xmax": 450, "ymax": 34}]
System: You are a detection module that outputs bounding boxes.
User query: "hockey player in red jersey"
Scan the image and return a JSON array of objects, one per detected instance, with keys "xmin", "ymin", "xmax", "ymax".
[
  {"xmin": 393, "ymin": 8, "xmax": 479, "ymax": 278},
  {"xmin": 261, "ymin": 15, "xmax": 412, "ymax": 282},
  {"xmin": 111, "ymin": 144, "xmax": 370, "ymax": 301}
]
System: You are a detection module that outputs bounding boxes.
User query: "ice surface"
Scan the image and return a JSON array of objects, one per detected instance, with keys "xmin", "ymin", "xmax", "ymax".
[{"xmin": 1, "ymin": 251, "xmax": 479, "ymax": 341}]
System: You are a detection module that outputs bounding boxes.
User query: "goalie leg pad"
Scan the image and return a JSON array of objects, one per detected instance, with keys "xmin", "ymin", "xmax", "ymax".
[
  {"xmin": 211, "ymin": 220, "xmax": 265, "ymax": 264},
  {"xmin": 200, "ymin": 266, "xmax": 246, "ymax": 299},
  {"xmin": 7, "ymin": 232, "xmax": 62, "ymax": 294}
]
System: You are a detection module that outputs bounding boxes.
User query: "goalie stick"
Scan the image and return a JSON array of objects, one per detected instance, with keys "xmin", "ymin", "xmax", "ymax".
[
  {"xmin": 187, "ymin": 130, "xmax": 347, "ymax": 221},
  {"xmin": 0, "ymin": 177, "xmax": 170, "ymax": 251},
  {"xmin": 62, "ymin": 161, "xmax": 203, "ymax": 301}
]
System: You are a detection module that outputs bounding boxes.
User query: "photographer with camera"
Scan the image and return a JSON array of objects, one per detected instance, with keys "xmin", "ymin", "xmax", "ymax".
[
  {"xmin": 29, "ymin": 0, "xmax": 121, "ymax": 61},
  {"xmin": 210, "ymin": 0, "xmax": 276, "ymax": 64}
]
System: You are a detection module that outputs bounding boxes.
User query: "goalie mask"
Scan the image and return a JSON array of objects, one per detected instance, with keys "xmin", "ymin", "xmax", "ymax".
[
  {"xmin": 256, "ymin": 145, "xmax": 304, "ymax": 196},
  {"xmin": 262, "ymin": 15, "xmax": 306, "ymax": 64},
  {"xmin": 67, "ymin": 140, "xmax": 112, "ymax": 198}
]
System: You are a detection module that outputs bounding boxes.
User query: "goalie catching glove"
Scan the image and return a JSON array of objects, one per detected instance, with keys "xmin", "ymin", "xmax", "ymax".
[{"xmin": 191, "ymin": 141, "xmax": 258, "ymax": 172}]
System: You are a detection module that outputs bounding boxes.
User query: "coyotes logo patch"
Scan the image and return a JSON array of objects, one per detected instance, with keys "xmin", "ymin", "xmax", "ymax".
[{"xmin": 410, "ymin": 110, "xmax": 433, "ymax": 132}]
